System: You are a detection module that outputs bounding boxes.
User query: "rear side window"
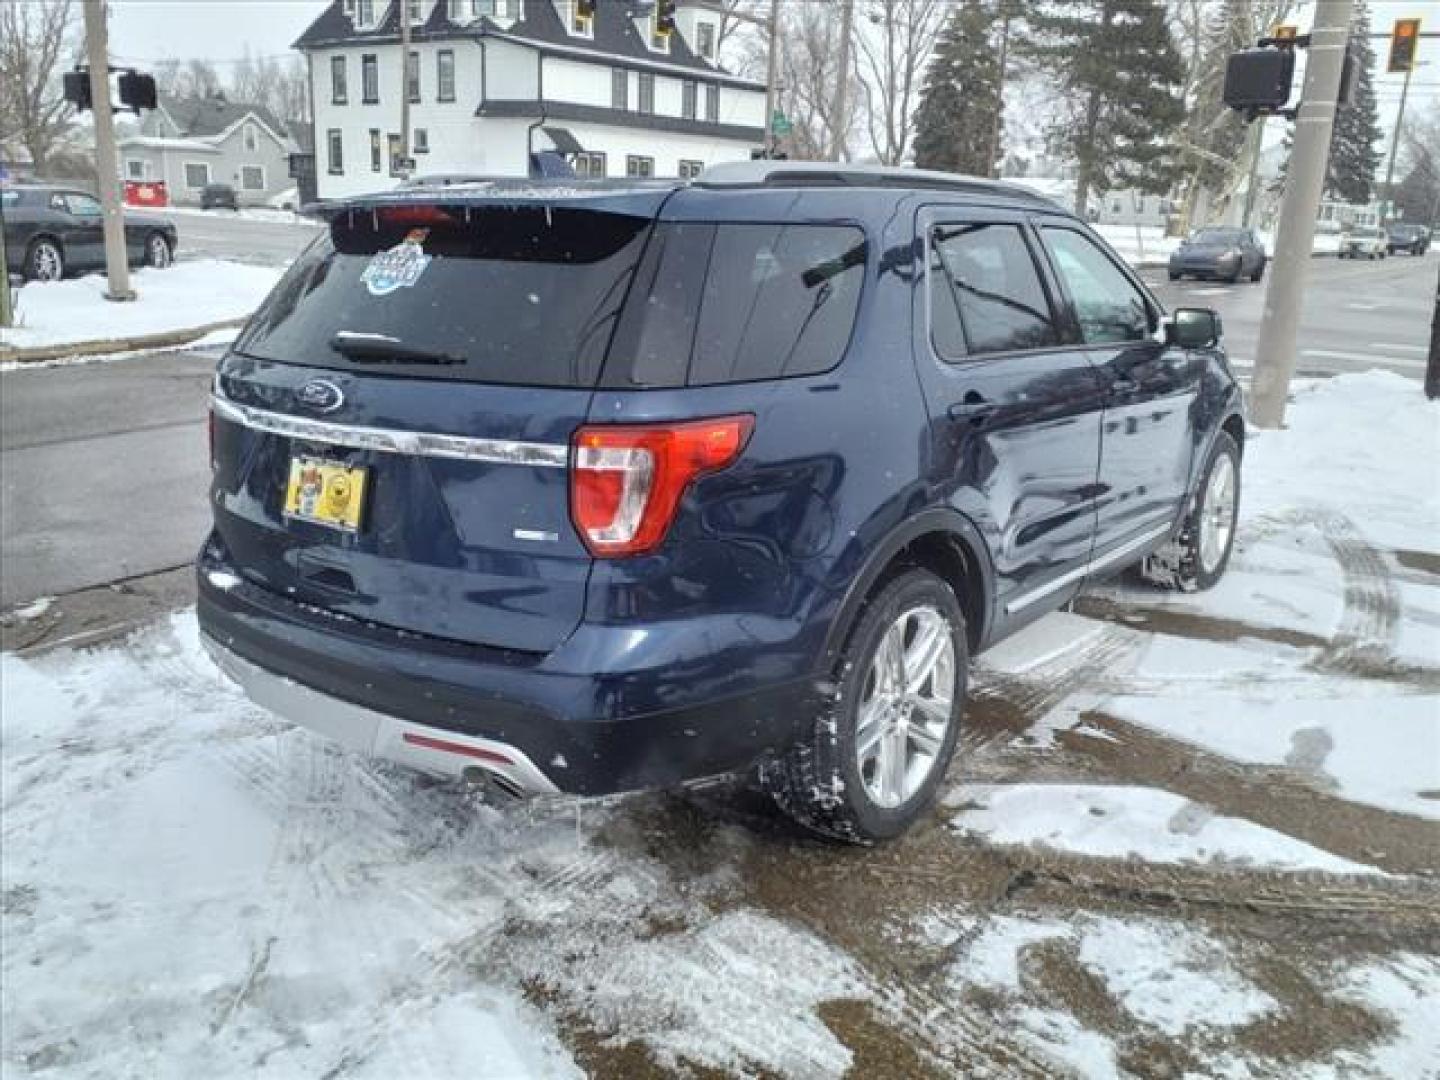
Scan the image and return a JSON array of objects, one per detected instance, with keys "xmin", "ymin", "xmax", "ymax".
[
  {"xmin": 604, "ymin": 222, "xmax": 866, "ymax": 387},
  {"xmin": 929, "ymin": 223, "xmax": 1058, "ymax": 359},
  {"xmin": 233, "ymin": 205, "xmax": 652, "ymax": 387}
]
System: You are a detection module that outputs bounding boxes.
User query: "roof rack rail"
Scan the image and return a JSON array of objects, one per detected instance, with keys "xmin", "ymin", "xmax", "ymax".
[{"xmin": 695, "ymin": 161, "xmax": 1053, "ymax": 203}]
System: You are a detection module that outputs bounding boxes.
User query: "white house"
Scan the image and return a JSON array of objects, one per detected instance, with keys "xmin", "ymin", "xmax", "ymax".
[
  {"xmin": 120, "ymin": 95, "xmax": 297, "ymax": 206},
  {"xmin": 294, "ymin": 0, "xmax": 767, "ymax": 198}
]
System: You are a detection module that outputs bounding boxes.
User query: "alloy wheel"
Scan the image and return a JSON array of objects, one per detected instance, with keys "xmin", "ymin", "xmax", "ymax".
[
  {"xmin": 30, "ymin": 242, "xmax": 62, "ymax": 281},
  {"xmin": 1199, "ymin": 453, "xmax": 1237, "ymax": 574},
  {"xmin": 854, "ymin": 604, "xmax": 955, "ymax": 809}
]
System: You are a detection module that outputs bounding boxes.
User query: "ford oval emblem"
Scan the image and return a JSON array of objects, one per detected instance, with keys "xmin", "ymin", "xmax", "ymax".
[{"xmin": 297, "ymin": 379, "xmax": 344, "ymax": 414}]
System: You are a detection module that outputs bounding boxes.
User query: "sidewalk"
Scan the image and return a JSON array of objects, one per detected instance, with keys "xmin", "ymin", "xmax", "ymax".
[{"xmin": 0, "ymin": 260, "xmax": 282, "ymax": 364}]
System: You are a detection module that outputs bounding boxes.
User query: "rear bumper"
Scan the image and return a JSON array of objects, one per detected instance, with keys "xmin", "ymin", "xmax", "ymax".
[{"xmin": 197, "ymin": 550, "xmax": 819, "ymax": 797}]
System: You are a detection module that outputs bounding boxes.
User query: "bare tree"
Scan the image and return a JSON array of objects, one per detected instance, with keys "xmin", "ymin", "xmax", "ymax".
[
  {"xmin": 0, "ymin": 0, "xmax": 79, "ymax": 175},
  {"xmin": 746, "ymin": 2, "xmax": 863, "ymax": 160},
  {"xmin": 854, "ymin": 0, "xmax": 946, "ymax": 165}
]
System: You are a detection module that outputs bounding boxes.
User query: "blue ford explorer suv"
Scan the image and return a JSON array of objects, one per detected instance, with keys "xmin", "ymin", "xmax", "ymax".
[{"xmin": 199, "ymin": 163, "xmax": 1243, "ymax": 842}]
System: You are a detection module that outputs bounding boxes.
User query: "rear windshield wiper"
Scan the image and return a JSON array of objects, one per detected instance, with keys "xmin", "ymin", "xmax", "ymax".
[{"xmin": 329, "ymin": 331, "xmax": 466, "ymax": 366}]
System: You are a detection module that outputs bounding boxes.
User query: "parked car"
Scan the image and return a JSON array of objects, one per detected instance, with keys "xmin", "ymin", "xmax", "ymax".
[
  {"xmin": 200, "ymin": 183, "xmax": 239, "ymax": 211},
  {"xmin": 1167, "ymin": 227, "xmax": 1267, "ymax": 283},
  {"xmin": 198, "ymin": 163, "xmax": 1243, "ymax": 842},
  {"xmin": 1339, "ymin": 227, "xmax": 1388, "ymax": 259},
  {"xmin": 1, "ymin": 182, "xmax": 177, "ymax": 282},
  {"xmin": 1385, "ymin": 222, "xmax": 1430, "ymax": 256}
]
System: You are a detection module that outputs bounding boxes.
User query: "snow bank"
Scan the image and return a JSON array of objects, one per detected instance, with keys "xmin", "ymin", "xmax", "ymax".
[{"xmin": 1, "ymin": 260, "xmax": 281, "ymax": 352}]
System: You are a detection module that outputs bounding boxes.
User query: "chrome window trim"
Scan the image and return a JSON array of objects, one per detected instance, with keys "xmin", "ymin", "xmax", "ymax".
[{"xmin": 211, "ymin": 392, "xmax": 569, "ymax": 468}]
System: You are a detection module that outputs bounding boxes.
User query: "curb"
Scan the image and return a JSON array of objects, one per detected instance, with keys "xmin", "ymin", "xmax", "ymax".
[{"xmin": 0, "ymin": 317, "xmax": 245, "ymax": 365}]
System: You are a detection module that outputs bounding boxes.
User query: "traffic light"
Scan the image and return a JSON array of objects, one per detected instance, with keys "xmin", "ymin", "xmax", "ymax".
[
  {"xmin": 1388, "ymin": 19, "xmax": 1421, "ymax": 74},
  {"xmin": 117, "ymin": 71, "xmax": 158, "ymax": 113},
  {"xmin": 62, "ymin": 70, "xmax": 93, "ymax": 112},
  {"xmin": 1223, "ymin": 48, "xmax": 1296, "ymax": 116},
  {"xmin": 576, "ymin": 0, "xmax": 594, "ymax": 19},
  {"xmin": 655, "ymin": 0, "xmax": 676, "ymax": 39}
]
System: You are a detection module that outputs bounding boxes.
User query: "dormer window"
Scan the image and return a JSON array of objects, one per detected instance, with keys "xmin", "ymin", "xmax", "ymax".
[
  {"xmin": 648, "ymin": 14, "xmax": 671, "ymax": 52},
  {"xmin": 696, "ymin": 22, "xmax": 716, "ymax": 61},
  {"xmin": 343, "ymin": 0, "xmax": 355, "ymax": 15},
  {"xmin": 565, "ymin": 0, "xmax": 592, "ymax": 37},
  {"xmin": 406, "ymin": 0, "xmax": 424, "ymax": 23},
  {"xmin": 356, "ymin": 0, "xmax": 374, "ymax": 26}
]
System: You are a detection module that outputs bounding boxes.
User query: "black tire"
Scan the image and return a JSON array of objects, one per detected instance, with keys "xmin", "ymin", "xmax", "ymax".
[
  {"xmin": 1140, "ymin": 431, "xmax": 1241, "ymax": 593},
  {"xmin": 25, "ymin": 237, "xmax": 64, "ymax": 282},
  {"xmin": 1168, "ymin": 271, "xmax": 1181, "ymax": 281},
  {"xmin": 1250, "ymin": 261, "xmax": 1265, "ymax": 283},
  {"xmin": 143, "ymin": 232, "xmax": 172, "ymax": 269},
  {"xmin": 760, "ymin": 569, "xmax": 967, "ymax": 844},
  {"xmin": 1226, "ymin": 264, "xmax": 1242, "ymax": 283}
]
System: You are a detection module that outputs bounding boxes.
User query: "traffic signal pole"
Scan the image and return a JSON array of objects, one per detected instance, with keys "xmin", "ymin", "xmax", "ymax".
[
  {"xmin": 82, "ymin": 0, "xmax": 134, "ymax": 301},
  {"xmin": 1248, "ymin": 0, "xmax": 1354, "ymax": 429},
  {"xmin": 1379, "ymin": 62, "xmax": 1412, "ymax": 225}
]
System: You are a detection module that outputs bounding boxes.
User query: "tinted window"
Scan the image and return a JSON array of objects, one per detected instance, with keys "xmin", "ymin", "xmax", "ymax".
[
  {"xmin": 929, "ymin": 223, "xmax": 1057, "ymax": 359},
  {"xmin": 65, "ymin": 193, "xmax": 102, "ymax": 216},
  {"xmin": 1042, "ymin": 227, "xmax": 1152, "ymax": 345},
  {"xmin": 233, "ymin": 206, "xmax": 652, "ymax": 387},
  {"xmin": 605, "ymin": 223, "xmax": 866, "ymax": 387},
  {"xmin": 1192, "ymin": 228, "xmax": 1245, "ymax": 244}
]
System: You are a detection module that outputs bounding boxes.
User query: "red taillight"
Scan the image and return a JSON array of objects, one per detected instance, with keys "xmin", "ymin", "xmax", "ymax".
[
  {"xmin": 375, "ymin": 204, "xmax": 453, "ymax": 227},
  {"xmin": 571, "ymin": 415, "xmax": 753, "ymax": 557}
]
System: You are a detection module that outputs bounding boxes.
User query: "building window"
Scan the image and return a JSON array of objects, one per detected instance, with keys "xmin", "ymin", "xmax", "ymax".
[
  {"xmin": 406, "ymin": 0, "xmax": 423, "ymax": 22},
  {"xmin": 331, "ymin": 55, "xmax": 347, "ymax": 103},
  {"xmin": 611, "ymin": 68, "xmax": 628, "ymax": 110},
  {"xmin": 389, "ymin": 133, "xmax": 405, "ymax": 175},
  {"xmin": 678, "ymin": 159, "xmax": 703, "ymax": 180},
  {"xmin": 649, "ymin": 15, "xmax": 670, "ymax": 51},
  {"xmin": 184, "ymin": 161, "xmax": 211, "ymax": 188},
  {"xmin": 471, "ymin": 0, "xmax": 494, "ymax": 15},
  {"xmin": 357, "ymin": 0, "xmax": 374, "ymax": 25},
  {"xmin": 573, "ymin": 151, "xmax": 606, "ymax": 177},
  {"xmin": 362, "ymin": 54, "xmax": 379, "ymax": 104},
  {"xmin": 681, "ymin": 80, "xmax": 696, "ymax": 120},
  {"xmin": 243, "ymin": 123, "xmax": 258, "ymax": 152},
  {"xmin": 637, "ymin": 73, "xmax": 654, "ymax": 115},
  {"xmin": 704, "ymin": 83, "xmax": 718, "ymax": 122},
  {"xmin": 240, "ymin": 164, "xmax": 266, "ymax": 190},
  {"xmin": 125, "ymin": 159, "xmax": 148, "ymax": 180},
  {"xmin": 626, "ymin": 155, "xmax": 654, "ymax": 178},
  {"xmin": 437, "ymin": 49, "xmax": 455, "ymax": 101},
  {"xmin": 568, "ymin": 0, "xmax": 592, "ymax": 36},
  {"xmin": 327, "ymin": 129, "xmax": 343, "ymax": 174},
  {"xmin": 696, "ymin": 22, "xmax": 716, "ymax": 60},
  {"xmin": 370, "ymin": 128, "xmax": 382, "ymax": 171},
  {"xmin": 414, "ymin": 127, "xmax": 429, "ymax": 153},
  {"xmin": 407, "ymin": 50, "xmax": 421, "ymax": 103}
]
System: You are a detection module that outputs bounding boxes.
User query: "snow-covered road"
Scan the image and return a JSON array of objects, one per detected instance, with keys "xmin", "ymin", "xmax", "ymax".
[{"xmin": 3, "ymin": 372, "xmax": 1438, "ymax": 1078}]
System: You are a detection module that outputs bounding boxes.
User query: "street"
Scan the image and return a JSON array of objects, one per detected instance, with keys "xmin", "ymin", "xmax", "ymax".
[
  {"xmin": 1, "ymin": 250, "xmax": 1435, "ymax": 610},
  {"xmin": 161, "ymin": 207, "xmax": 320, "ymax": 268}
]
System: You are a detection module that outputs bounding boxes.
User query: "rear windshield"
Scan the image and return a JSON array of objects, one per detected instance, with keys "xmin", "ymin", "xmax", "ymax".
[
  {"xmin": 232, "ymin": 204, "xmax": 652, "ymax": 387},
  {"xmin": 603, "ymin": 222, "xmax": 867, "ymax": 388},
  {"xmin": 1191, "ymin": 229, "xmax": 1245, "ymax": 244}
]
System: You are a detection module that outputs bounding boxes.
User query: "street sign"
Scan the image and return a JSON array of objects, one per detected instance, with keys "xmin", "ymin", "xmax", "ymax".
[
  {"xmin": 1388, "ymin": 18, "xmax": 1421, "ymax": 73},
  {"xmin": 770, "ymin": 110, "xmax": 792, "ymax": 136}
]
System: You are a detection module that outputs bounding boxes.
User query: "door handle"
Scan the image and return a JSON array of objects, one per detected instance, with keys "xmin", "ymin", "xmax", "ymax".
[{"xmin": 948, "ymin": 391, "xmax": 996, "ymax": 423}]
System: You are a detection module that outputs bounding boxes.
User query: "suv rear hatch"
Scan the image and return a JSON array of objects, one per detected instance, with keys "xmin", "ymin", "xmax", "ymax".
[{"xmin": 210, "ymin": 188, "xmax": 671, "ymax": 652}]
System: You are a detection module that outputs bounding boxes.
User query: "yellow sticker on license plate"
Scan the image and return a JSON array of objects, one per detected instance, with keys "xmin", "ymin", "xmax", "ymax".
[{"xmin": 284, "ymin": 457, "xmax": 368, "ymax": 532}]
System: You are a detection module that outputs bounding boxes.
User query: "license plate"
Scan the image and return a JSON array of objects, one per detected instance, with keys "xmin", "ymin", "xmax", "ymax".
[{"xmin": 284, "ymin": 457, "xmax": 368, "ymax": 532}]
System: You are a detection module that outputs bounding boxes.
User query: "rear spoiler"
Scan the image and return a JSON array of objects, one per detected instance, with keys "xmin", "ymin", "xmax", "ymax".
[{"xmin": 300, "ymin": 178, "xmax": 681, "ymax": 224}]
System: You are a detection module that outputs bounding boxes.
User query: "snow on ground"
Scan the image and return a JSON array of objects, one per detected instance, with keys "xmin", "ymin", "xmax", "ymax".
[
  {"xmin": 160, "ymin": 206, "xmax": 324, "ymax": 228},
  {"xmin": 949, "ymin": 784, "xmax": 1385, "ymax": 873},
  {"xmin": 1, "ymin": 260, "xmax": 281, "ymax": 352}
]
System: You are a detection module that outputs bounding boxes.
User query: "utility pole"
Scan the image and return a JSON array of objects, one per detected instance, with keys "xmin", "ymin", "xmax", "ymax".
[
  {"xmin": 83, "ymin": 0, "xmax": 134, "ymax": 301},
  {"xmin": 1241, "ymin": 117, "xmax": 1264, "ymax": 227},
  {"xmin": 0, "ymin": 218, "xmax": 12, "ymax": 328},
  {"xmin": 399, "ymin": 0, "xmax": 412, "ymax": 180},
  {"xmin": 1379, "ymin": 62, "xmax": 1412, "ymax": 224},
  {"xmin": 1248, "ymin": 0, "xmax": 1354, "ymax": 429},
  {"xmin": 829, "ymin": 0, "xmax": 855, "ymax": 161},
  {"xmin": 763, "ymin": 0, "xmax": 780, "ymax": 156}
]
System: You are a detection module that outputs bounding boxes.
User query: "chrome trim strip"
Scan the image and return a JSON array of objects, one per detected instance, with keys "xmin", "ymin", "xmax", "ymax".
[
  {"xmin": 211, "ymin": 393, "xmax": 569, "ymax": 468},
  {"xmin": 1004, "ymin": 521, "xmax": 1173, "ymax": 615},
  {"xmin": 202, "ymin": 634, "xmax": 561, "ymax": 795}
]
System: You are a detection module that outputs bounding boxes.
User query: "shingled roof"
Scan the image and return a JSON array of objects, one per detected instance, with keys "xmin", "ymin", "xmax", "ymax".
[{"xmin": 160, "ymin": 94, "xmax": 289, "ymax": 140}]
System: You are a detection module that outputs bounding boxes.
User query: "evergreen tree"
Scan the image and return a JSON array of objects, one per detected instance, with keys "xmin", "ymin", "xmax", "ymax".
[
  {"xmin": 1325, "ymin": 0, "xmax": 1383, "ymax": 203},
  {"xmin": 912, "ymin": 0, "xmax": 1003, "ymax": 176},
  {"xmin": 1022, "ymin": 0, "xmax": 1186, "ymax": 216}
]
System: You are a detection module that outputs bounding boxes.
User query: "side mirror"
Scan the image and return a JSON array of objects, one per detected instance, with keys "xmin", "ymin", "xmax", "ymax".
[{"xmin": 1167, "ymin": 308, "xmax": 1221, "ymax": 349}]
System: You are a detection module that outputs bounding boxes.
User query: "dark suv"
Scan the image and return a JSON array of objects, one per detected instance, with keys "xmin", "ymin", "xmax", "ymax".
[{"xmin": 199, "ymin": 164, "xmax": 1243, "ymax": 842}]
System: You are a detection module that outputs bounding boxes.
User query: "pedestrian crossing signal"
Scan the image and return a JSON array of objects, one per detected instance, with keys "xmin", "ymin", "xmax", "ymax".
[{"xmin": 1388, "ymin": 19, "xmax": 1420, "ymax": 74}]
